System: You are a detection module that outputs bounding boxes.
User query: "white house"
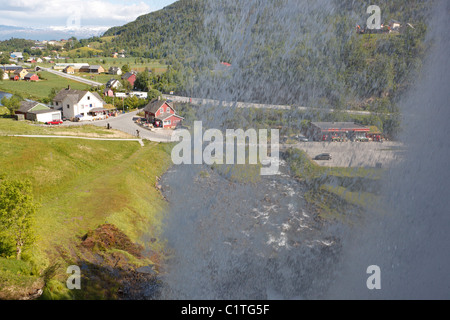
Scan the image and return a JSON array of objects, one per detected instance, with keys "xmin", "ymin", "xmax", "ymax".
[
  {"xmin": 53, "ymin": 87, "xmax": 106, "ymax": 121},
  {"xmin": 10, "ymin": 52, "xmax": 23, "ymax": 60},
  {"xmin": 108, "ymin": 67, "xmax": 122, "ymax": 76},
  {"xmin": 106, "ymin": 79, "xmax": 122, "ymax": 89}
]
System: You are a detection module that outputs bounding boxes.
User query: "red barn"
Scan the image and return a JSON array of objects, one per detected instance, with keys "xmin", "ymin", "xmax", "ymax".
[
  {"xmin": 144, "ymin": 99, "xmax": 184, "ymax": 129},
  {"xmin": 24, "ymin": 73, "xmax": 39, "ymax": 81},
  {"xmin": 121, "ymin": 72, "xmax": 137, "ymax": 88}
]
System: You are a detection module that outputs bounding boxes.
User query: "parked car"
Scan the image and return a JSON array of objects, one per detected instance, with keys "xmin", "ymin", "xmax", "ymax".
[
  {"xmin": 296, "ymin": 135, "xmax": 309, "ymax": 142},
  {"xmin": 45, "ymin": 120, "xmax": 63, "ymax": 125},
  {"xmin": 314, "ymin": 153, "xmax": 332, "ymax": 161}
]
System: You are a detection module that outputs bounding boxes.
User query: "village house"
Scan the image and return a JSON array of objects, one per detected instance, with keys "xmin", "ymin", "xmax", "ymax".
[
  {"xmin": 108, "ymin": 67, "xmax": 122, "ymax": 75},
  {"xmin": 11, "ymin": 68, "xmax": 28, "ymax": 80},
  {"xmin": 80, "ymin": 65, "xmax": 105, "ymax": 74},
  {"xmin": 389, "ymin": 20, "xmax": 402, "ymax": 31},
  {"xmin": 10, "ymin": 52, "xmax": 23, "ymax": 60},
  {"xmin": 106, "ymin": 79, "xmax": 122, "ymax": 89},
  {"xmin": 121, "ymin": 72, "xmax": 137, "ymax": 87},
  {"xmin": 24, "ymin": 73, "xmax": 39, "ymax": 81},
  {"xmin": 15, "ymin": 101, "xmax": 61, "ymax": 123},
  {"xmin": 143, "ymin": 99, "xmax": 184, "ymax": 129},
  {"xmin": 63, "ymin": 66, "xmax": 75, "ymax": 74},
  {"xmin": 52, "ymin": 87, "xmax": 107, "ymax": 121},
  {"xmin": 103, "ymin": 88, "xmax": 114, "ymax": 97}
]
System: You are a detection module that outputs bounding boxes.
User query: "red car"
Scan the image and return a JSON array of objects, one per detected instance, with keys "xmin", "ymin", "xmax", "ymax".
[{"xmin": 46, "ymin": 120, "xmax": 63, "ymax": 125}]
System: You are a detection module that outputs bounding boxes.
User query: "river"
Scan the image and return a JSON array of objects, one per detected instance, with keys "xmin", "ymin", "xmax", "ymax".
[
  {"xmin": 154, "ymin": 158, "xmax": 347, "ymax": 300},
  {"xmin": 0, "ymin": 91, "xmax": 12, "ymax": 105}
]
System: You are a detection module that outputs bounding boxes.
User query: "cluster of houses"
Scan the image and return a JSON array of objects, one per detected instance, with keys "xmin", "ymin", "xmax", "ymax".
[
  {"xmin": 13, "ymin": 86, "xmax": 183, "ymax": 129},
  {"xmin": 356, "ymin": 19, "xmax": 414, "ymax": 35},
  {"xmin": 0, "ymin": 65, "xmax": 39, "ymax": 81}
]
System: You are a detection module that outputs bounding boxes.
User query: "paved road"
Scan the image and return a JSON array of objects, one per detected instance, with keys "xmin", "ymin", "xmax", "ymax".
[
  {"xmin": 60, "ymin": 110, "xmax": 175, "ymax": 143},
  {"xmin": 164, "ymin": 95, "xmax": 386, "ymax": 116},
  {"xmin": 11, "ymin": 135, "xmax": 145, "ymax": 146},
  {"xmin": 39, "ymin": 67, "xmax": 103, "ymax": 87},
  {"xmin": 288, "ymin": 141, "xmax": 404, "ymax": 168}
]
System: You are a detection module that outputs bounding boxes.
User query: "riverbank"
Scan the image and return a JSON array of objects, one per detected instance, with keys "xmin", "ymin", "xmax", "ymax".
[{"xmin": 0, "ymin": 134, "xmax": 174, "ymax": 300}]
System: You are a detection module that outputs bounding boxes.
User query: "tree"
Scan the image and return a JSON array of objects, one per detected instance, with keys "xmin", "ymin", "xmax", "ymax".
[
  {"xmin": 1, "ymin": 94, "xmax": 23, "ymax": 116},
  {"xmin": 0, "ymin": 68, "xmax": 3, "ymax": 81},
  {"xmin": 0, "ymin": 179, "xmax": 38, "ymax": 260},
  {"xmin": 122, "ymin": 64, "xmax": 131, "ymax": 73},
  {"xmin": 134, "ymin": 71, "xmax": 150, "ymax": 92}
]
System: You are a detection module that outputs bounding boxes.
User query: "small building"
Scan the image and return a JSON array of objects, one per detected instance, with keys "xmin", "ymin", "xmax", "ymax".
[
  {"xmin": 86, "ymin": 65, "xmax": 105, "ymax": 74},
  {"xmin": 121, "ymin": 72, "xmax": 137, "ymax": 87},
  {"xmin": 0, "ymin": 65, "xmax": 21, "ymax": 74},
  {"xmin": 143, "ymin": 99, "xmax": 184, "ymax": 129},
  {"xmin": 389, "ymin": 19, "xmax": 401, "ymax": 31},
  {"xmin": 24, "ymin": 73, "xmax": 39, "ymax": 81},
  {"xmin": 103, "ymin": 88, "xmax": 114, "ymax": 97},
  {"xmin": 63, "ymin": 66, "xmax": 75, "ymax": 74},
  {"xmin": 13, "ymin": 68, "xmax": 28, "ymax": 80},
  {"xmin": 16, "ymin": 101, "xmax": 61, "ymax": 123},
  {"xmin": 52, "ymin": 87, "xmax": 106, "ymax": 121},
  {"xmin": 308, "ymin": 122, "xmax": 370, "ymax": 142},
  {"xmin": 106, "ymin": 79, "xmax": 122, "ymax": 89},
  {"xmin": 2, "ymin": 72, "xmax": 9, "ymax": 80},
  {"xmin": 108, "ymin": 67, "xmax": 122, "ymax": 75},
  {"xmin": 10, "ymin": 52, "xmax": 23, "ymax": 60}
]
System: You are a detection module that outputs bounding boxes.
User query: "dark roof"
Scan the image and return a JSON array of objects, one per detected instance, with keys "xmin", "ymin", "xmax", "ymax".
[
  {"xmin": 17, "ymin": 101, "xmax": 40, "ymax": 113},
  {"xmin": 121, "ymin": 72, "xmax": 135, "ymax": 80},
  {"xmin": 53, "ymin": 88, "xmax": 105, "ymax": 104},
  {"xmin": 24, "ymin": 73, "xmax": 36, "ymax": 78},
  {"xmin": 89, "ymin": 65, "xmax": 103, "ymax": 70},
  {"xmin": 144, "ymin": 99, "xmax": 173, "ymax": 114},
  {"xmin": 0, "ymin": 65, "xmax": 21, "ymax": 71},
  {"xmin": 311, "ymin": 122, "xmax": 370, "ymax": 132},
  {"xmin": 106, "ymin": 79, "xmax": 120, "ymax": 87}
]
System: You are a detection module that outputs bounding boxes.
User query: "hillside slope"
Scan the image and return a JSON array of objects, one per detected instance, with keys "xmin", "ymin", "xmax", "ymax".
[{"xmin": 0, "ymin": 134, "xmax": 172, "ymax": 300}]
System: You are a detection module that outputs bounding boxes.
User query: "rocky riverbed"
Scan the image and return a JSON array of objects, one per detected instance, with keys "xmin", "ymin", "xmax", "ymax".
[{"xmin": 152, "ymin": 159, "xmax": 346, "ymax": 300}]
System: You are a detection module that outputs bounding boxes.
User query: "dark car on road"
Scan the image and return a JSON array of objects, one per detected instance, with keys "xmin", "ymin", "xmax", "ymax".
[{"xmin": 314, "ymin": 153, "xmax": 332, "ymax": 161}]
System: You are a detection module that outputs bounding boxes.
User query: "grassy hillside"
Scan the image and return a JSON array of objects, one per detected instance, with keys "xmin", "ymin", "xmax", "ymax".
[
  {"xmin": 0, "ymin": 127, "xmax": 173, "ymax": 299},
  {"xmin": 0, "ymin": 71, "xmax": 90, "ymax": 101}
]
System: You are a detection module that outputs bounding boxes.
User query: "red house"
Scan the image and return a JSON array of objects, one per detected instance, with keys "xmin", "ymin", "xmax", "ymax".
[
  {"xmin": 24, "ymin": 73, "xmax": 39, "ymax": 81},
  {"xmin": 121, "ymin": 72, "xmax": 137, "ymax": 88},
  {"xmin": 144, "ymin": 99, "xmax": 184, "ymax": 129}
]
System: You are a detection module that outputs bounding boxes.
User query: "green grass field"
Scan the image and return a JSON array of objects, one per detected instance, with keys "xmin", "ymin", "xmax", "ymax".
[
  {"xmin": 0, "ymin": 71, "xmax": 90, "ymax": 101},
  {"xmin": 0, "ymin": 130, "xmax": 174, "ymax": 299}
]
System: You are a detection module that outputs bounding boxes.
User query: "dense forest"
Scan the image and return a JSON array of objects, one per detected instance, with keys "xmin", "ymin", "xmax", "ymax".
[{"xmin": 101, "ymin": 0, "xmax": 430, "ymax": 111}]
